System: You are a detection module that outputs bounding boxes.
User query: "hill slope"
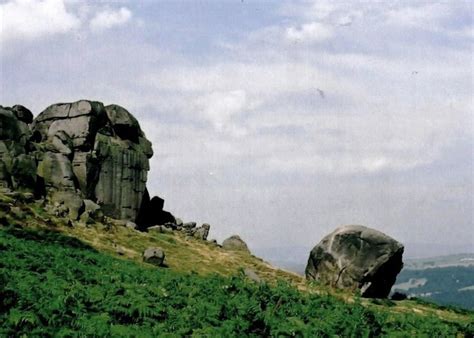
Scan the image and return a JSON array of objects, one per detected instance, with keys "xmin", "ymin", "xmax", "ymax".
[{"xmin": 1, "ymin": 191, "xmax": 473, "ymax": 336}]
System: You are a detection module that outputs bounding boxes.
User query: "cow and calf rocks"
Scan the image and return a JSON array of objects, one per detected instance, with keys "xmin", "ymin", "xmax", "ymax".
[{"xmin": 2, "ymin": 100, "xmax": 403, "ymax": 292}]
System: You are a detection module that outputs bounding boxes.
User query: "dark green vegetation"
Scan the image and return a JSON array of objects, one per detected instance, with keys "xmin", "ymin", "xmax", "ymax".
[
  {"xmin": 394, "ymin": 267, "xmax": 474, "ymax": 310},
  {"xmin": 1, "ymin": 226, "xmax": 473, "ymax": 337}
]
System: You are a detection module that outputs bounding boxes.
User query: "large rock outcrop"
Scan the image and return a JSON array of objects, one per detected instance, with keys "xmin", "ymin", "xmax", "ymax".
[
  {"xmin": 0, "ymin": 99, "xmax": 173, "ymax": 226},
  {"xmin": 305, "ymin": 225, "xmax": 404, "ymax": 298},
  {"xmin": 31, "ymin": 100, "xmax": 152, "ymax": 221},
  {"xmin": 0, "ymin": 106, "xmax": 36, "ymax": 192}
]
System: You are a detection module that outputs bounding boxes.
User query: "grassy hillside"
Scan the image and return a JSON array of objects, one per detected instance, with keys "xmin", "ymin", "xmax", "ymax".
[{"xmin": 1, "ymin": 191, "xmax": 473, "ymax": 336}]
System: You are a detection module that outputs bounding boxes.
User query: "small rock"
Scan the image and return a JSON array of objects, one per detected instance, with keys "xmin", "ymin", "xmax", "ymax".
[
  {"xmin": 79, "ymin": 211, "xmax": 94, "ymax": 224},
  {"xmin": 126, "ymin": 221, "xmax": 137, "ymax": 229},
  {"xmin": 194, "ymin": 223, "xmax": 210, "ymax": 240},
  {"xmin": 175, "ymin": 217, "xmax": 183, "ymax": 227},
  {"xmin": 162, "ymin": 227, "xmax": 173, "ymax": 234},
  {"xmin": 54, "ymin": 204, "xmax": 69, "ymax": 217},
  {"xmin": 83, "ymin": 199, "xmax": 104, "ymax": 222},
  {"xmin": 183, "ymin": 228, "xmax": 196, "ymax": 236},
  {"xmin": 143, "ymin": 247, "xmax": 165, "ymax": 266},
  {"xmin": 222, "ymin": 235, "xmax": 250, "ymax": 253},
  {"xmin": 116, "ymin": 246, "xmax": 126, "ymax": 256},
  {"xmin": 148, "ymin": 225, "xmax": 173, "ymax": 234},
  {"xmin": 49, "ymin": 191, "xmax": 85, "ymax": 220},
  {"xmin": 11, "ymin": 105, "xmax": 33, "ymax": 124},
  {"xmin": 391, "ymin": 292, "xmax": 407, "ymax": 301},
  {"xmin": 183, "ymin": 222, "xmax": 196, "ymax": 229},
  {"xmin": 163, "ymin": 222, "xmax": 177, "ymax": 230},
  {"xmin": 244, "ymin": 268, "xmax": 261, "ymax": 283},
  {"xmin": 107, "ymin": 218, "xmax": 126, "ymax": 227}
]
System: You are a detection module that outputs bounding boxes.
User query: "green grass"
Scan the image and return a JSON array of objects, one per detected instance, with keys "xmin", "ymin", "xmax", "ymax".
[
  {"xmin": 1, "ymin": 191, "xmax": 473, "ymax": 336},
  {"xmin": 1, "ymin": 225, "xmax": 473, "ymax": 337},
  {"xmin": 0, "ymin": 192, "xmax": 305, "ymax": 285}
]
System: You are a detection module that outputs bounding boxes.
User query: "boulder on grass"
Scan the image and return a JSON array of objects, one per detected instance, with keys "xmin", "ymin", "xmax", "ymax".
[
  {"xmin": 305, "ymin": 225, "xmax": 404, "ymax": 298},
  {"xmin": 194, "ymin": 223, "xmax": 210, "ymax": 240},
  {"xmin": 143, "ymin": 247, "xmax": 165, "ymax": 266},
  {"xmin": 222, "ymin": 235, "xmax": 250, "ymax": 253}
]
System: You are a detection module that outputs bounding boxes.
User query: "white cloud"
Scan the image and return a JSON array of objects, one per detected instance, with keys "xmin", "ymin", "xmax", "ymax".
[
  {"xmin": 337, "ymin": 15, "xmax": 353, "ymax": 26},
  {"xmin": 307, "ymin": 0, "xmax": 339, "ymax": 20},
  {"xmin": 286, "ymin": 22, "xmax": 333, "ymax": 43},
  {"xmin": 194, "ymin": 90, "xmax": 249, "ymax": 135},
  {"xmin": 89, "ymin": 7, "xmax": 132, "ymax": 31},
  {"xmin": 0, "ymin": 0, "xmax": 80, "ymax": 43},
  {"xmin": 141, "ymin": 62, "xmax": 366, "ymax": 100},
  {"xmin": 385, "ymin": 2, "xmax": 451, "ymax": 29}
]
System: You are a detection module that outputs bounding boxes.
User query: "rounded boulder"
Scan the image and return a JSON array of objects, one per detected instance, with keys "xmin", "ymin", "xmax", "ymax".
[
  {"xmin": 305, "ymin": 225, "xmax": 404, "ymax": 298},
  {"xmin": 143, "ymin": 247, "xmax": 165, "ymax": 266}
]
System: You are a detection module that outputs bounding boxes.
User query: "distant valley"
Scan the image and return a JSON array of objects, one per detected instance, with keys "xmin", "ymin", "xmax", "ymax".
[{"xmin": 392, "ymin": 254, "xmax": 474, "ymax": 310}]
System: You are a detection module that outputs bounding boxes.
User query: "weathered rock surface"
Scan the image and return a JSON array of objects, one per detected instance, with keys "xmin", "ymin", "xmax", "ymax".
[
  {"xmin": 148, "ymin": 225, "xmax": 174, "ymax": 234},
  {"xmin": 0, "ymin": 100, "xmax": 158, "ymax": 225},
  {"xmin": 222, "ymin": 235, "xmax": 250, "ymax": 253},
  {"xmin": 1, "ymin": 100, "xmax": 181, "ymax": 229},
  {"xmin": 82, "ymin": 199, "xmax": 104, "ymax": 223},
  {"xmin": 193, "ymin": 223, "xmax": 210, "ymax": 240},
  {"xmin": 0, "ymin": 107, "xmax": 36, "ymax": 192},
  {"xmin": 143, "ymin": 247, "xmax": 165, "ymax": 266},
  {"xmin": 183, "ymin": 222, "xmax": 197, "ymax": 229},
  {"xmin": 30, "ymin": 100, "xmax": 152, "ymax": 221},
  {"xmin": 305, "ymin": 225, "xmax": 404, "ymax": 298},
  {"xmin": 10, "ymin": 105, "xmax": 33, "ymax": 124}
]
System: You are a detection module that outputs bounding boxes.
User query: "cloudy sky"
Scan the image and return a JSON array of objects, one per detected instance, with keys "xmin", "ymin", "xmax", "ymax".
[{"xmin": 1, "ymin": 0, "xmax": 472, "ymax": 259}]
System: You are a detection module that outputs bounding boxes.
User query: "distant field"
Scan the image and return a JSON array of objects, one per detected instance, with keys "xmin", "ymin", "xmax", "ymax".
[
  {"xmin": 393, "ymin": 266, "xmax": 474, "ymax": 310},
  {"xmin": 403, "ymin": 254, "xmax": 474, "ymax": 270}
]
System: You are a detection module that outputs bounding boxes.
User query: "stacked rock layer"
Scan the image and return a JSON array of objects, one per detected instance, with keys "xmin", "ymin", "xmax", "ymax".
[{"xmin": 0, "ymin": 100, "xmax": 170, "ymax": 226}]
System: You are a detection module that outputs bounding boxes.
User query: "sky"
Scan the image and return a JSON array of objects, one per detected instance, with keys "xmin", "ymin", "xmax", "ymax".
[{"xmin": 0, "ymin": 0, "xmax": 472, "ymax": 261}]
